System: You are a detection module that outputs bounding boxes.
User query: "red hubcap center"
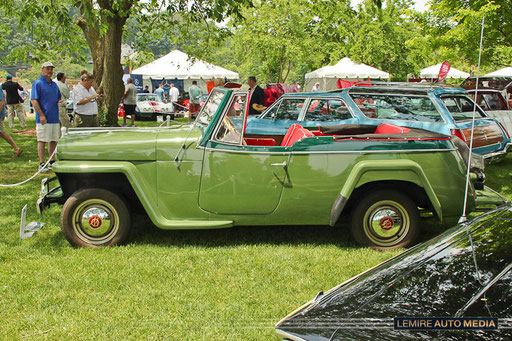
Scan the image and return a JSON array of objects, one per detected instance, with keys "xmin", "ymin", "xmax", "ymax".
[
  {"xmin": 380, "ymin": 217, "xmax": 394, "ymax": 230},
  {"xmin": 89, "ymin": 216, "xmax": 102, "ymax": 229}
]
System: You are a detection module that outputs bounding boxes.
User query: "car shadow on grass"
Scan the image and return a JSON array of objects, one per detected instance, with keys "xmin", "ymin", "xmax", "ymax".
[{"xmin": 127, "ymin": 214, "xmax": 451, "ymax": 250}]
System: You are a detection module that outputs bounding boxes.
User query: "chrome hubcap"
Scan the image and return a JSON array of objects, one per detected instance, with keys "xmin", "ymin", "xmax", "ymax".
[
  {"xmin": 72, "ymin": 199, "xmax": 119, "ymax": 245},
  {"xmin": 364, "ymin": 200, "xmax": 409, "ymax": 246}
]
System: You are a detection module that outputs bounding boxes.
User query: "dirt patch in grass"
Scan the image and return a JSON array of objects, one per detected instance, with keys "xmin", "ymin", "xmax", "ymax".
[{"xmin": 12, "ymin": 128, "xmax": 37, "ymax": 136}]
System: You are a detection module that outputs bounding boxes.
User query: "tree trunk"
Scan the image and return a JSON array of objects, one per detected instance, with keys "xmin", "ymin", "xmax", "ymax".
[
  {"xmin": 76, "ymin": 0, "xmax": 133, "ymax": 126},
  {"xmin": 98, "ymin": 14, "xmax": 127, "ymax": 126}
]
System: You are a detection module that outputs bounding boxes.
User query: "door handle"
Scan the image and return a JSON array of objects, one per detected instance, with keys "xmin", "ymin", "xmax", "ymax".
[{"xmin": 270, "ymin": 161, "xmax": 287, "ymax": 167}]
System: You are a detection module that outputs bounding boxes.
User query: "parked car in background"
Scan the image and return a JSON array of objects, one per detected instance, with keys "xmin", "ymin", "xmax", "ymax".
[
  {"xmin": 37, "ymin": 87, "xmax": 503, "ymax": 249},
  {"xmin": 276, "ymin": 202, "xmax": 512, "ymax": 340},
  {"xmin": 134, "ymin": 93, "xmax": 174, "ymax": 120},
  {"xmin": 467, "ymin": 88, "xmax": 512, "ymax": 134},
  {"xmin": 246, "ymin": 83, "xmax": 512, "ymax": 160},
  {"xmin": 461, "ymin": 76, "xmax": 512, "ymax": 106}
]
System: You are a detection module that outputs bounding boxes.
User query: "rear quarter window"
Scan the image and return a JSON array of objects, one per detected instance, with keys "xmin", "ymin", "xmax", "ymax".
[{"xmin": 441, "ymin": 96, "xmax": 486, "ymax": 121}]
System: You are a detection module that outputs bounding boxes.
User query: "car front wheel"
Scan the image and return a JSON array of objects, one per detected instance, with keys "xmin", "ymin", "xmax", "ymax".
[
  {"xmin": 61, "ymin": 189, "xmax": 131, "ymax": 247},
  {"xmin": 350, "ymin": 190, "xmax": 419, "ymax": 250}
]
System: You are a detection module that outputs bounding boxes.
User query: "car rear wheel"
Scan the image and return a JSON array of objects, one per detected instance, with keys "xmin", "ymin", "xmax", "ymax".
[
  {"xmin": 61, "ymin": 189, "xmax": 131, "ymax": 247},
  {"xmin": 350, "ymin": 190, "xmax": 419, "ymax": 250}
]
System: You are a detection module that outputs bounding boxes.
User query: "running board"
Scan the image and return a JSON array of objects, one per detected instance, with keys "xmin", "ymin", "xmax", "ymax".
[{"xmin": 20, "ymin": 204, "xmax": 44, "ymax": 239}]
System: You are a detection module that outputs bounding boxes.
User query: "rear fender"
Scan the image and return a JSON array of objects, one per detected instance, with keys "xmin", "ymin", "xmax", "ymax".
[{"xmin": 330, "ymin": 160, "xmax": 442, "ymax": 226}]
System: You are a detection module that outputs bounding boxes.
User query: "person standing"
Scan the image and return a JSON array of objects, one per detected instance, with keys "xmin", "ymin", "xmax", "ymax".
[
  {"xmin": 264, "ymin": 84, "xmax": 278, "ymax": 107},
  {"xmin": 248, "ymin": 76, "xmax": 265, "ymax": 116},
  {"xmin": 2, "ymin": 74, "xmax": 26, "ymax": 129},
  {"xmin": 56, "ymin": 71, "xmax": 72, "ymax": 129},
  {"xmin": 142, "ymin": 85, "xmax": 150, "ymax": 93},
  {"xmin": 169, "ymin": 83, "xmax": 179, "ymax": 113},
  {"xmin": 311, "ymin": 82, "xmax": 321, "ymax": 92},
  {"xmin": 155, "ymin": 83, "xmax": 165, "ymax": 102},
  {"xmin": 0, "ymin": 85, "xmax": 23, "ymax": 158},
  {"xmin": 73, "ymin": 73, "xmax": 102, "ymax": 127},
  {"xmin": 31, "ymin": 62, "xmax": 61, "ymax": 171},
  {"xmin": 122, "ymin": 77, "xmax": 137, "ymax": 127},
  {"xmin": 188, "ymin": 80, "xmax": 202, "ymax": 123}
]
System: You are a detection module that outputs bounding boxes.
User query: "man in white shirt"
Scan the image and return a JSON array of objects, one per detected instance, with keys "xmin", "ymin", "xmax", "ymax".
[
  {"xmin": 73, "ymin": 73, "xmax": 102, "ymax": 127},
  {"xmin": 311, "ymin": 82, "xmax": 321, "ymax": 91},
  {"xmin": 169, "ymin": 83, "xmax": 179, "ymax": 113}
]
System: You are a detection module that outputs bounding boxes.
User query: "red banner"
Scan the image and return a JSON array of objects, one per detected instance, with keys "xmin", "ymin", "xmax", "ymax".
[{"xmin": 437, "ymin": 62, "xmax": 451, "ymax": 83}]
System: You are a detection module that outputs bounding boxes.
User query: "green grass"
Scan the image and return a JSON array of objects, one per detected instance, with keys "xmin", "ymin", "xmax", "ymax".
[{"xmin": 1, "ymin": 117, "xmax": 511, "ymax": 339}]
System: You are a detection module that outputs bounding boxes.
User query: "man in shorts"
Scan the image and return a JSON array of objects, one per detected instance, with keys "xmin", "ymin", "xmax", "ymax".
[
  {"xmin": 0, "ymin": 86, "xmax": 23, "ymax": 158},
  {"xmin": 31, "ymin": 61, "xmax": 61, "ymax": 171},
  {"xmin": 122, "ymin": 77, "xmax": 137, "ymax": 127}
]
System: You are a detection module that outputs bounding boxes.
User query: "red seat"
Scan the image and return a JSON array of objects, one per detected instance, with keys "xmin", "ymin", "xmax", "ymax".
[
  {"xmin": 374, "ymin": 123, "xmax": 411, "ymax": 134},
  {"xmin": 281, "ymin": 124, "xmax": 314, "ymax": 146}
]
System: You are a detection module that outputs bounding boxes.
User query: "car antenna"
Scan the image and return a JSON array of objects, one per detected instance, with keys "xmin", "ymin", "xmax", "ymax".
[{"xmin": 458, "ymin": 11, "xmax": 486, "ymax": 287}]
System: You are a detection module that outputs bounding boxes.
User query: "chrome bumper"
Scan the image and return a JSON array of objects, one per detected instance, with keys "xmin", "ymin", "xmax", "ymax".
[
  {"xmin": 36, "ymin": 177, "xmax": 63, "ymax": 214},
  {"xmin": 484, "ymin": 142, "xmax": 512, "ymax": 161}
]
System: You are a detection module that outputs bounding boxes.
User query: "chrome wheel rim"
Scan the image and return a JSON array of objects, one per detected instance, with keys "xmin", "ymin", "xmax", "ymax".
[
  {"xmin": 72, "ymin": 199, "xmax": 119, "ymax": 245},
  {"xmin": 363, "ymin": 200, "xmax": 409, "ymax": 247}
]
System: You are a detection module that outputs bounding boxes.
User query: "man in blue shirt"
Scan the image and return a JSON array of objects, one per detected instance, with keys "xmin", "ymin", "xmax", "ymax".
[
  {"xmin": 154, "ymin": 83, "xmax": 165, "ymax": 101},
  {"xmin": 31, "ymin": 61, "xmax": 61, "ymax": 171},
  {"xmin": 0, "ymin": 85, "xmax": 23, "ymax": 158}
]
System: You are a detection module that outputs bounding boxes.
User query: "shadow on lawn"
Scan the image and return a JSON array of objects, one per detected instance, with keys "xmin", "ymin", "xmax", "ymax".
[
  {"xmin": 127, "ymin": 214, "xmax": 449, "ymax": 249},
  {"xmin": 129, "ymin": 214, "xmax": 359, "ymax": 248}
]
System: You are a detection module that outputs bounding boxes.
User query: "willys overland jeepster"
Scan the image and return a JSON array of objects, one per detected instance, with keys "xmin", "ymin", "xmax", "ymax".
[{"xmin": 37, "ymin": 87, "xmax": 504, "ymax": 249}]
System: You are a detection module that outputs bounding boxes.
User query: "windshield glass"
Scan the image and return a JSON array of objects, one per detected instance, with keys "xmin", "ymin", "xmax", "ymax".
[
  {"xmin": 350, "ymin": 93, "xmax": 444, "ymax": 122},
  {"xmin": 137, "ymin": 94, "xmax": 162, "ymax": 102},
  {"xmin": 441, "ymin": 95, "xmax": 486, "ymax": 121},
  {"xmin": 196, "ymin": 89, "xmax": 227, "ymax": 128}
]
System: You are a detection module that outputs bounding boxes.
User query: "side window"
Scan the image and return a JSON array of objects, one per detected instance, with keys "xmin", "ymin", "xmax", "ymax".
[
  {"xmin": 214, "ymin": 94, "xmax": 247, "ymax": 144},
  {"xmin": 441, "ymin": 96, "xmax": 485, "ymax": 121},
  {"xmin": 305, "ymin": 99, "xmax": 352, "ymax": 121},
  {"xmin": 262, "ymin": 98, "xmax": 305, "ymax": 120},
  {"xmin": 350, "ymin": 94, "xmax": 443, "ymax": 122}
]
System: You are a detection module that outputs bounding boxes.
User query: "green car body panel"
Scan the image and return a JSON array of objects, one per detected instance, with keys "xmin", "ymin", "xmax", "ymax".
[{"xmin": 40, "ymin": 87, "xmax": 501, "ymax": 248}]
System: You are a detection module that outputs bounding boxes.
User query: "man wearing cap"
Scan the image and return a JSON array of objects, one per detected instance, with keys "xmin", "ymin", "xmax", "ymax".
[
  {"xmin": 1, "ymin": 74, "xmax": 26, "ymax": 129},
  {"xmin": 31, "ymin": 62, "xmax": 61, "ymax": 172}
]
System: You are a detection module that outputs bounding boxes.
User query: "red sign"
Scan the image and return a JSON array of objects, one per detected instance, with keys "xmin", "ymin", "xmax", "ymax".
[{"xmin": 437, "ymin": 62, "xmax": 451, "ymax": 83}]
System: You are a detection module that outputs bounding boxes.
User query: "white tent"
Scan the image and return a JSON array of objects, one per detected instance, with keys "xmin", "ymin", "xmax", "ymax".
[
  {"xmin": 132, "ymin": 50, "xmax": 239, "ymax": 92},
  {"xmin": 484, "ymin": 67, "xmax": 512, "ymax": 77},
  {"xmin": 419, "ymin": 63, "xmax": 470, "ymax": 79},
  {"xmin": 132, "ymin": 50, "xmax": 239, "ymax": 79},
  {"xmin": 305, "ymin": 57, "xmax": 389, "ymax": 91}
]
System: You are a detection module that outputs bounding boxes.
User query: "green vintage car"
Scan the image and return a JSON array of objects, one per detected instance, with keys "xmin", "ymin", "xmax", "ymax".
[{"xmin": 37, "ymin": 87, "xmax": 504, "ymax": 249}]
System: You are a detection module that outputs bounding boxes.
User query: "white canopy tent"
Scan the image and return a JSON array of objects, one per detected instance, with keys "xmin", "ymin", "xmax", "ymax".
[
  {"xmin": 419, "ymin": 63, "xmax": 470, "ymax": 80},
  {"xmin": 131, "ymin": 50, "xmax": 239, "ymax": 92},
  {"xmin": 305, "ymin": 57, "xmax": 389, "ymax": 91},
  {"xmin": 484, "ymin": 67, "xmax": 512, "ymax": 77}
]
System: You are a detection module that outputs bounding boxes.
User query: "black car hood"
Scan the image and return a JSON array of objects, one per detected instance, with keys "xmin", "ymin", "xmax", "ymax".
[{"xmin": 276, "ymin": 203, "xmax": 512, "ymax": 340}]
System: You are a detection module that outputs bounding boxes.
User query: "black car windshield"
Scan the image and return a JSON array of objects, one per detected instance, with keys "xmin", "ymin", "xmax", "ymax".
[
  {"xmin": 137, "ymin": 94, "xmax": 162, "ymax": 102},
  {"xmin": 350, "ymin": 93, "xmax": 444, "ymax": 122}
]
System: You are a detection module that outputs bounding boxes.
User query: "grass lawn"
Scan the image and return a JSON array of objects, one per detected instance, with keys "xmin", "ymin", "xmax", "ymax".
[{"xmin": 1, "ymin": 117, "xmax": 511, "ymax": 339}]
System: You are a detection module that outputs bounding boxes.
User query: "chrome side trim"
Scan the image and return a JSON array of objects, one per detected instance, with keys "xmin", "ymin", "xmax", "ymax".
[{"xmin": 202, "ymin": 146, "xmax": 456, "ymax": 155}]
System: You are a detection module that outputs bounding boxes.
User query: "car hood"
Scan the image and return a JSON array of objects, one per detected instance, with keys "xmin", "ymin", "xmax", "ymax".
[
  {"xmin": 276, "ymin": 203, "xmax": 512, "ymax": 340},
  {"xmin": 57, "ymin": 126, "xmax": 201, "ymax": 161}
]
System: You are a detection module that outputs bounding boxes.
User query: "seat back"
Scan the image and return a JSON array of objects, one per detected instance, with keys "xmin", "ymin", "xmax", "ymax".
[
  {"xmin": 374, "ymin": 122, "xmax": 411, "ymax": 134},
  {"xmin": 281, "ymin": 124, "xmax": 314, "ymax": 146}
]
